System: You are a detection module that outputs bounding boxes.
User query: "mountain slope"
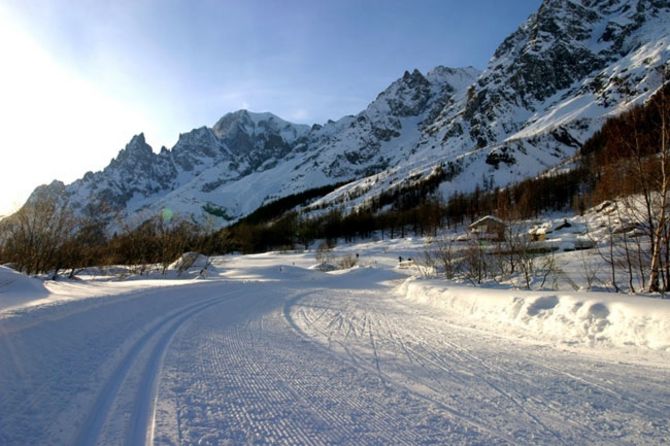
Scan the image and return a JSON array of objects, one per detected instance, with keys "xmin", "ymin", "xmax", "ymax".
[
  {"xmin": 23, "ymin": 0, "xmax": 670, "ymax": 229},
  {"xmin": 308, "ymin": 0, "xmax": 670, "ymax": 214},
  {"xmin": 30, "ymin": 66, "xmax": 479, "ymax": 226}
]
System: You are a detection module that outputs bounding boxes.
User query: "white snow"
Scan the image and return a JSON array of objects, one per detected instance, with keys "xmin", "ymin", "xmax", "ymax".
[
  {"xmin": 1, "ymin": 239, "xmax": 669, "ymax": 444},
  {"xmin": 0, "ymin": 265, "xmax": 48, "ymax": 310},
  {"xmin": 400, "ymin": 279, "xmax": 670, "ymax": 352},
  {"xmin": 167, "ymin": 251, "xmax": 210, "ymax": 273}
]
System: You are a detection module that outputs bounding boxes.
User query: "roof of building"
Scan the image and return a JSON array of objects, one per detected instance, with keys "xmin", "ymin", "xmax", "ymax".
[{"xmin": 469, "ymin": 215, "xmax": 505, "ymax": 228}]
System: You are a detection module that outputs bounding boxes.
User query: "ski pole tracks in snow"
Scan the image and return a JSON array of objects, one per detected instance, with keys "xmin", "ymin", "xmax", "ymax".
[
  {"xmin": 285, "ymin": 282, "xmax": 670, "ymax": 445},
  {"xmin": 282, "ymin": 293, "xmax": 518, "ymax": 444},
  {"xmin": 73, "ymin": 293, "xmax": 230, "ymax": 446}
]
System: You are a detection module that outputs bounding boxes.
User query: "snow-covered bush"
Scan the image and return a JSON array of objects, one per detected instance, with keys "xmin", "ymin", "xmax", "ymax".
[{"xmin": 337, "ymin": 254, "xmax": 358, "ymax": 269}]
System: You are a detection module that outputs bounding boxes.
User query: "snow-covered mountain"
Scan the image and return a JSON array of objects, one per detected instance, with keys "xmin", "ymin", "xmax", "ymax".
[
  {"xmin": 29, "ymin": 66, "xmax": 479, "ymax": 226},
  {"xmin": 25, "ymin": 0, "xmax": 670, "ymax": 228},
  {"xmin": 309, "ymin": 0, "xmax": 670, "ymax": 213}
]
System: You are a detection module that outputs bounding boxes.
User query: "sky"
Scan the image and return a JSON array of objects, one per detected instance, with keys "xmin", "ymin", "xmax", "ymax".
[{"xmin": 0, "ymin": 0, "xmax": 542, "ymax": 216}]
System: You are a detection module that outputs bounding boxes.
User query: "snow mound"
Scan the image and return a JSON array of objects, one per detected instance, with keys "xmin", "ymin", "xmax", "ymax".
[
  {"xmin": 400, "ymin": 279, "xmax": 670, "ymax": 351},
  {"xmin": 0, "ymin": 266, "xmax": 49, "ymax": 311},
  {"xmin": 168, "ymin": 252, "xmax": 210, "ymax": 273},
  {"xmin": 309, "ymin": 263, "xmax": 338, "ymax": 272}
]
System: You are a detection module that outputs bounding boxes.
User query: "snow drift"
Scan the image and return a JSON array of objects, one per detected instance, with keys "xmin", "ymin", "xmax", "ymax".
[
  {"xmin": 0, "ymin": 266, "xmax": 49, "ymax": 311},
  {"xmin": 168, "ymin": 252, "xmax": 210, "ymax": 273},
  {"xmin": 400, "ymin": 278, "xmax": 670, "ymax": 351}
]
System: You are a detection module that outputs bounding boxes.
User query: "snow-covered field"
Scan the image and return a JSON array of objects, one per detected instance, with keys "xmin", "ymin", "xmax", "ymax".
[{"xmin": 1, "ymin": 241, "xmax": 669, "ymax": 445}]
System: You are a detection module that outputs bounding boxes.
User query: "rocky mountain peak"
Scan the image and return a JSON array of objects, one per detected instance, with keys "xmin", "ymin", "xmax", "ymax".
[
  {"xmin": 487, "ymin": 0, "xmax": 606, "ymax": 104},
  {"xmin": 129, "ymin": 132, "xmax": 147, "ymax": 145},
  {"xmin": 445, "ymin": 0, "xmax": 670, "ymax": 149},
  {"xmin": 174, "ymin": 127, "xmax": 220, "ymax": 150},
  {"xmin": 367, "ymin": 69, "xmax": 435, "ymax": 118},
  {"xmin": 401, "ymin": 68, "xmax": 429, "ymax": 85},
  {"xmin": 110, "ymin": 133, "xmax": 155, "ymax": 167},
  {"xmin": 211, "ymin": 109, "xmax": 253, "ymax": 138},
  {"xmin": 25, "ymin": 180, "xmax": 66, "ymax": 207}
]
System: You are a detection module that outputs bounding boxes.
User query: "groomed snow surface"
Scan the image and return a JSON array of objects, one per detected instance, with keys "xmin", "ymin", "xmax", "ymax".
[{"xmin": 1, "ymin": 240, "xmax": 669, "ymax": 445}]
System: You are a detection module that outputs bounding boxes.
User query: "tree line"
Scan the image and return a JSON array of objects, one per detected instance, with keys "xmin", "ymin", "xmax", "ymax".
[{"xmin": 1, "ymin": 81, "xmax": 668, "ymax": 291}]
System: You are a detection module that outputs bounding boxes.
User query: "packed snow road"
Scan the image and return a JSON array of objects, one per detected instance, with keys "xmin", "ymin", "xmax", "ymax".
[{"xmin": 1, "ymin": 264, "xmax": 668, "ymax": 445}]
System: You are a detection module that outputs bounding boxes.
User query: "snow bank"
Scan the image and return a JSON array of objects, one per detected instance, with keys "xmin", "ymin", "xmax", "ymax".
[
  {"xmin": 400, "ymin": 279, "xmax": 670, "ymax": 351},
  {"xmin": 0, "ymin": 266, "xmax": 49, "ymax": 310},
  {"xmin": 168, "ymin": 252, "xmax": 210, "ymax": 272}
]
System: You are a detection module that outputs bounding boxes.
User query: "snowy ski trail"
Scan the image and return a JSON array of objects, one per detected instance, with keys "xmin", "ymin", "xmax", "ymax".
[
  {"xmin": 285, "ymin": 282, "xmax": 670, "ymax": 444},
  {"xmin": 0, "ymin": 282, "xmax": 242, "ymax": 445},
  {"xmin": 74, "ymin": 295, "xmax": 226, "ymax": 446},
  {"xmin": 1, "ymin": 265, "xmax": 669, "ymax": 445}
]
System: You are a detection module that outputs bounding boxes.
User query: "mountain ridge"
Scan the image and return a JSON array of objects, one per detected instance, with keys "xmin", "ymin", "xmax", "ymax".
[{"xmin": 23, "ymin": 0, "xmax": 670, "ymax": 230}]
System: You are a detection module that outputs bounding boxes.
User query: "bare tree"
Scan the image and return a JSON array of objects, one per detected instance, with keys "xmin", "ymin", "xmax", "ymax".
[
  {"xmin": 610, "ymin": 79, "xmax": 670, "ymax": 292},
  {"xmin": 579, "ymin": 249, "xmax": 600, "ymax": 290},
  {"xmin": 155, "ymin": 213, "xmax": 193, "ymax": 275},
  {"xmin": 461, "ymin": 238, "xmax": 487, "ymax": 285},
  {"xmin": 648, "ymin": 82, "xmax": 670, "ymax": 292},
  {"xmin": 0, "ymin": 193, "xmax": 76, "ymax": 276},
  {"xmin": 602, "ymin": 214, "xmax": 621, "ymax": 292},
  {"xmin": 315, "ymin": 240, "xmax": 333, "ymax": 265},
  {"xmin": 423, "ymin": 236, "xmax": 458, "ymax": 279}
]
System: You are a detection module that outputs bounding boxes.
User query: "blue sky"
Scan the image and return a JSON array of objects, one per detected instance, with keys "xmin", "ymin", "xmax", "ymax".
[{"xmin": 0, "ymin": 0, "xmax": 542, "ymax": 215}]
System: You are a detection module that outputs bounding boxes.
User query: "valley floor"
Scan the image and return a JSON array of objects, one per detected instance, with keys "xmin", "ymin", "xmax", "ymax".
[{"xmin": 1, "ymin": 249, "xmax": 669, "ymax": 445}]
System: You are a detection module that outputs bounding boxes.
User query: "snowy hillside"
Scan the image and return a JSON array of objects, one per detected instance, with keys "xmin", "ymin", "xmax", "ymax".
[
  {"xmin": 310, "ymin": 0, "xmax": 670, "ymax": 213},
  {"xmin": 22, "ymin": 0, "xmax": 670, "ymax": 229}
]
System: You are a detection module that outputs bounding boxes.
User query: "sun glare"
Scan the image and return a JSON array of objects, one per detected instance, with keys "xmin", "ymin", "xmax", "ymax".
[{"xmin": 0, "ymin": 5, "xmax": 151, "ymax": 216}]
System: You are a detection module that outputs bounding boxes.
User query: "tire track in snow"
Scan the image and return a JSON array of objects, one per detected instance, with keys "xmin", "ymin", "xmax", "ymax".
[
  {"xmin": 522, "ymin": 355, "xmax": 670, "ymax": 419},
  {"xmin": 366, "ymin": 315, "xmax": 385, "ymax": 382},
  {"xmin": 72, "ymin": 293, "xmax": 232, "ymax": 446},
  {"xmin": 270, "ymin": 296, "xmax": 429, "ymax": 445},
  {"xmin": 375, "ymin": 294, "xmax": 668, "ymax": 443}
]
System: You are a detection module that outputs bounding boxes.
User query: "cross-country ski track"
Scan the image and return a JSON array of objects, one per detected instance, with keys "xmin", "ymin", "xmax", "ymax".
[{"xmin": 1, "ymin": 259, "xmax": 669, "ymax": 445}]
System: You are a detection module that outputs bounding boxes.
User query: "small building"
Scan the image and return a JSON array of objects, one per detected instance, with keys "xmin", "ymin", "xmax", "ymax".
[{"xmin": 469, "ymin": 215, "xmax": 506, "ymax": 241}]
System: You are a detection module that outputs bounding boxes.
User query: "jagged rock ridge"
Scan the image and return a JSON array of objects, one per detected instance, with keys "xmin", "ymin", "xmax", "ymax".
[{"xmin": 25, "ymin": 0, "xmax": 670, "ymax": 229}]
